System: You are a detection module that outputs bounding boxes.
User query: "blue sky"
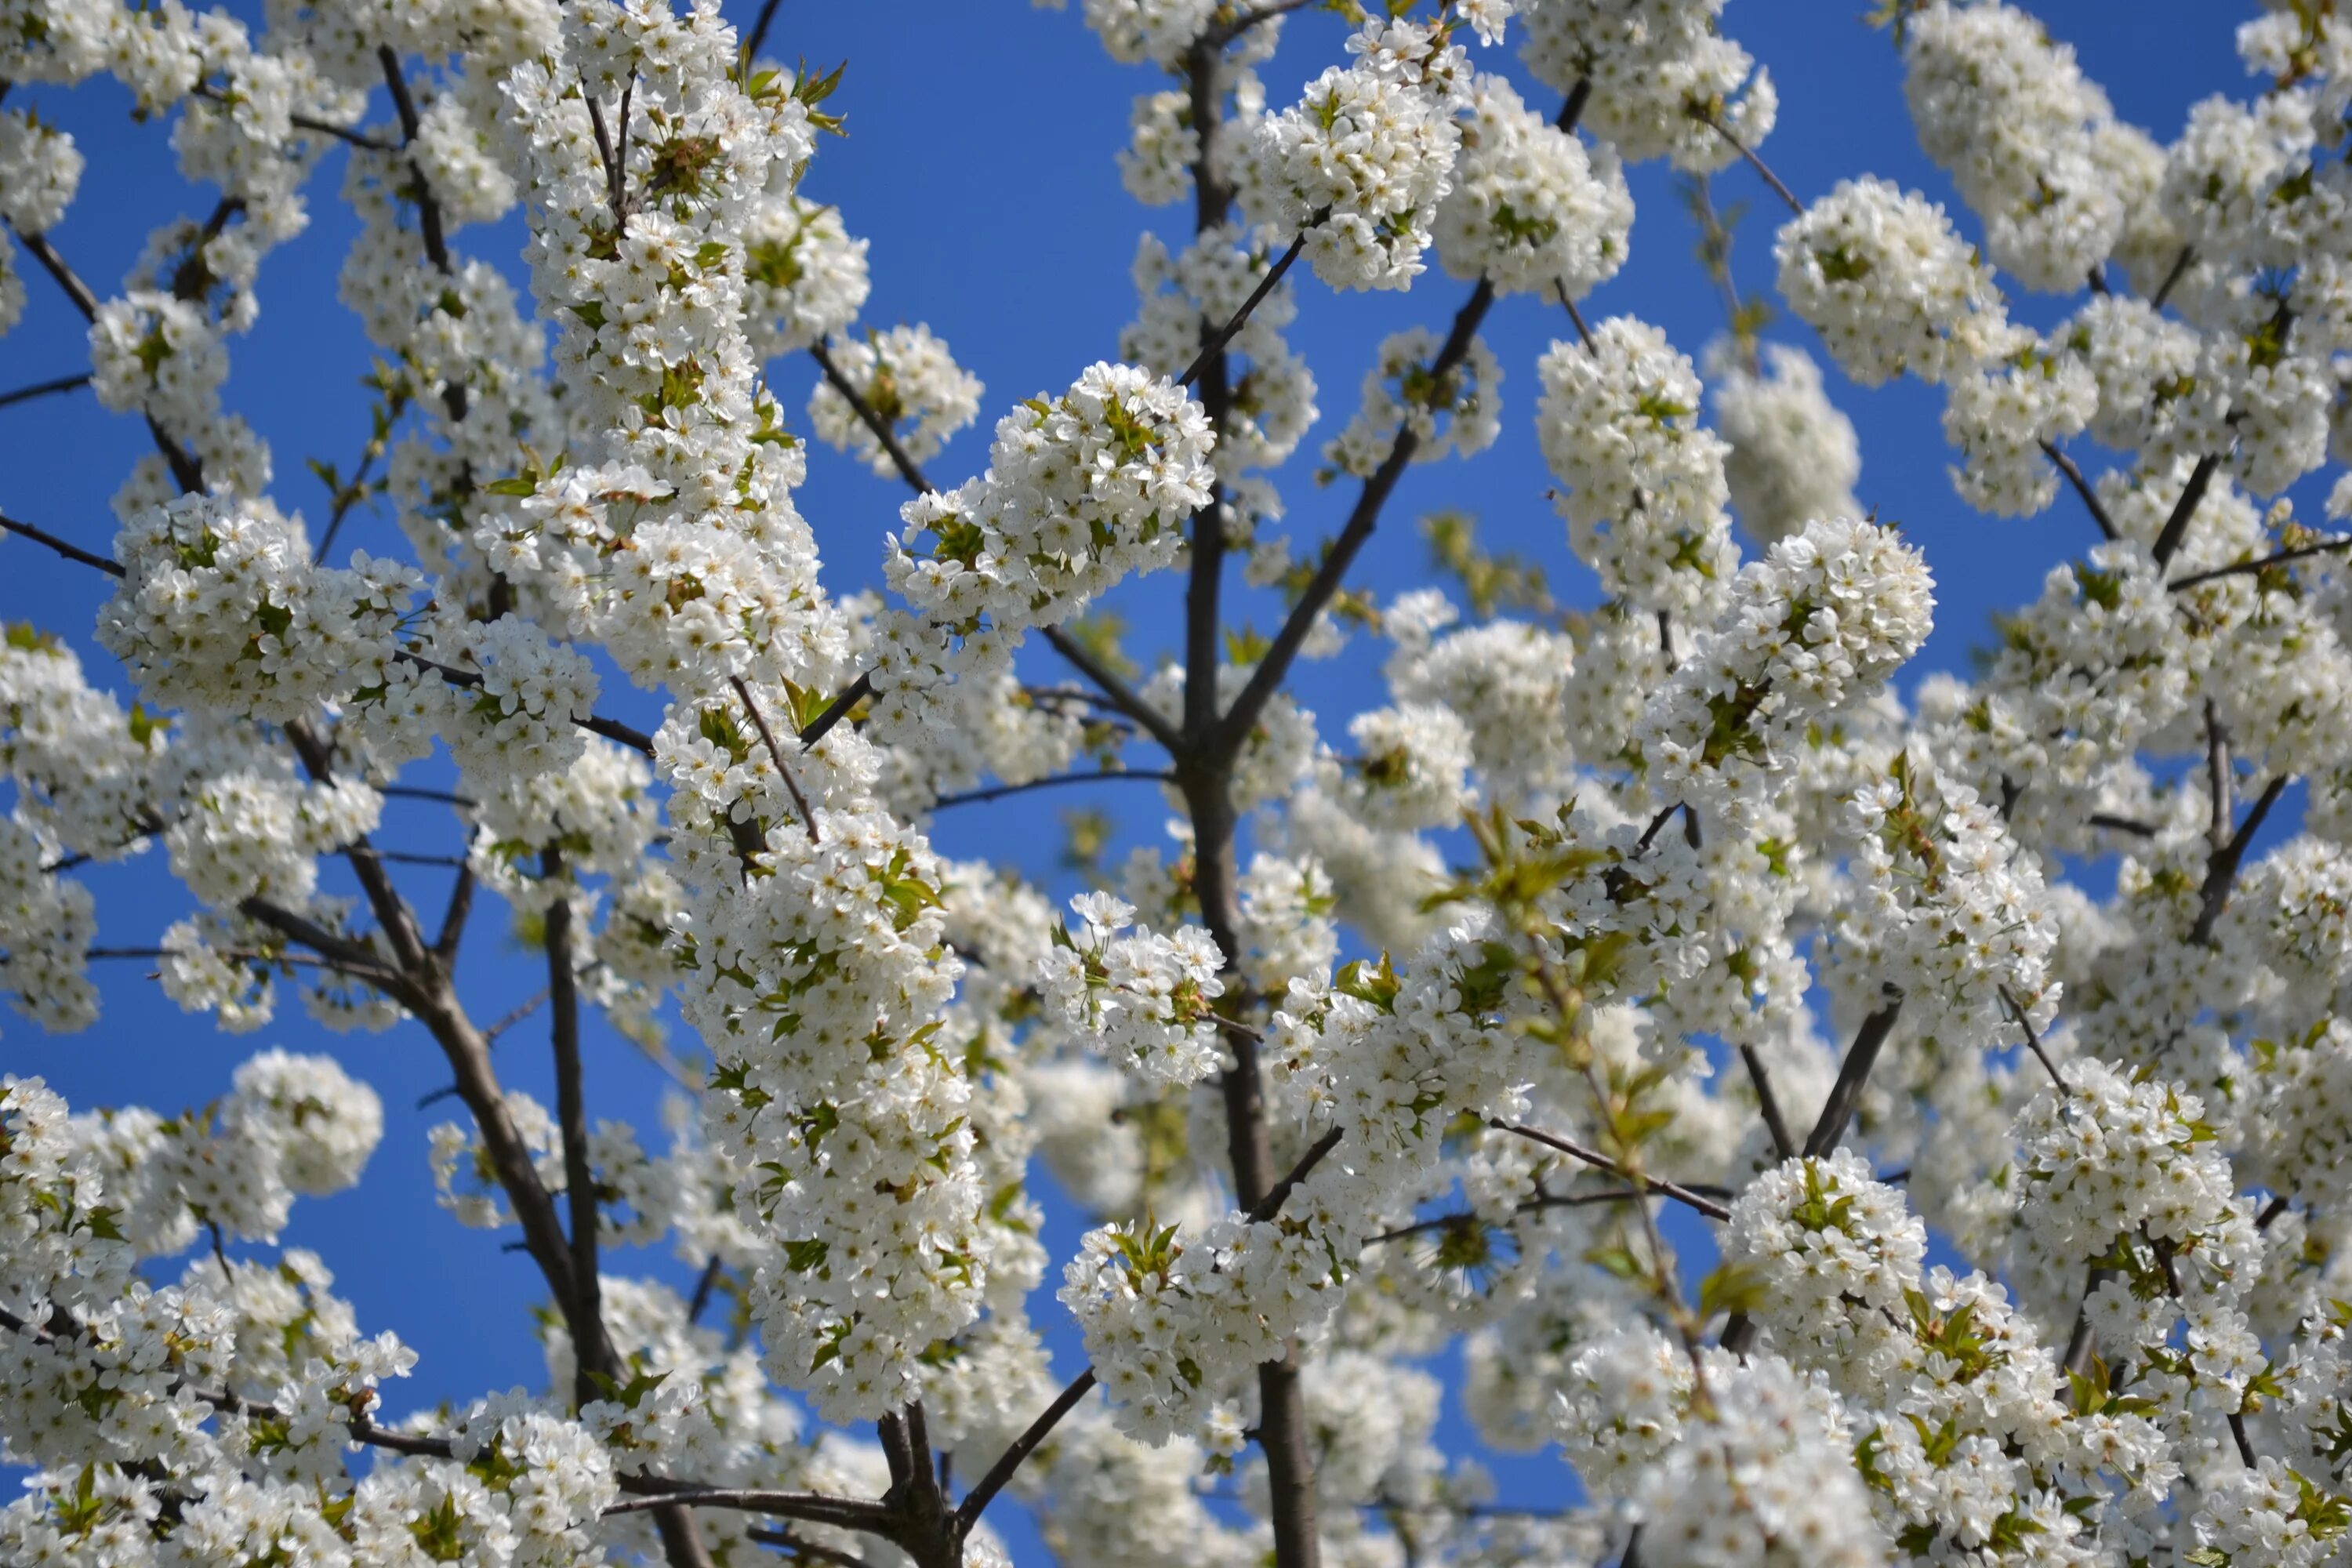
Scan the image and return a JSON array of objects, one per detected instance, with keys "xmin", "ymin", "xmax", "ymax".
[{"xmin": 0, "ymin": 0, "xmax": 2256, "ymax": 1556}]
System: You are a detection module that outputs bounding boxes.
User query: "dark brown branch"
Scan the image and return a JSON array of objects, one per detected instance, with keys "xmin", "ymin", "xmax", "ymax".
[
  {"xmin": 192, "ymin": 83, "xmax": 394, "ymax": 151},
  {"xmin": 2151, "ymin": 245, "xmax": 2195, "ymax": 311},
  {"xmin": 396, "ymin": 649, "xmax": 655, "ymax": 754},
  {"xmin": 740, "ymin": 0, "xmax": 787, "ymax": 67},
  {"xmin": 1705, "ymin": 117, "xmax": 1802, "ymax": 214},
  {"xmin": 11, "ymin": 225, "xmax": 98, "ymax": 317},
  {"xmin": 798, "ymin": 671, "xmax": 872, "ymax": 747},
  {"xmin": 927, "ymin": 768, "xmax": 1172, "ymax": 811},
  {"xmin": 2189, "ymin": 775, "xmax": 2289, "ymax": 946},
  {"xmin": 2169, "ymin": 535, "xmax": 2352, "ymax": 590},
  {"xmin": 1213, "ymin": 276, "xmax": 1498, "ymax": 757},
  {"xmin": 809, "ymin": 339, "xmax": 935, "ymax": 494},
  {"xmin": 0, "ymin": 372, "xmax": 91, "ymax": 410},
  {"xmin": 1176, "ymin": 230, "xmax": 1308, "ymax": 388},
  {"xmin": 544, "ymin": 847, "xmax": 605, "ymax": 1409},
  {"xmin": 953, "ymin": 1369, "xmax": 1097, "ymax": 1534},
  {"xmin": 378, "ymin": 47, "xmax": 455, "ymax": 278},
  {"xmin": 604, "ymin": 1490, "xmax": 892, "ymax": 1533},
  {"xmin": 2149, "ymin": 454, "xmax": 2220, "ymax": 569},
  {"xmin": 731, "ymin": 675, "xmax": 820, "ymax": 840},
  {"xmin": 2040, "ymin": 441, "xmax": 2118, "ymax": 542},
  {"xmin": 2088, "ymin": 813, "xmax": 2161, "ymax": 837},
  {"xmin": 1040, "ymin": 626, "xmax": 1185, "ymax": 754},
  {"xmin": 744, "ymin": 1528, "xmax": 871, "ymax": 1568},
  {"xmin": 1247, "ymin": 1126, "xmax": 1345, "ymax": 1225},
  {"xmin": 1738, "ymin": 1044, "xmax": 1796, "ymax": 1161},
  {"xmin": 1199, "ymin": 0, "xmax": 1317, "ymax": 49},
  {"xmin": 1803, "ymin": 994, "xmax": 1905, "ymax": 1158},
  {"xmin": 1487, "ymin": 1120, "xmax": 1731, "ymax": 1221},
  {"xmin": 0, "ymin": 512, "xmax": 125, "ymax": 576},
  {"xmin": 688, "ymin": 1255, "xmax": 724, "ymax": 1324}
]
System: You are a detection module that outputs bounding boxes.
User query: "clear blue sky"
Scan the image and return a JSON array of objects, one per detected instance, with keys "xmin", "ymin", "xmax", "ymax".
[{"xmin": 0, "ymin": 1, "xmax": 2251, "ymax": 1555}]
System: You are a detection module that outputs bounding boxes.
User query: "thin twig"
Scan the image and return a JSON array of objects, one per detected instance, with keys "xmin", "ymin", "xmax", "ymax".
[
  {"xmin": 1706, "ymin": 117, "xmax": 1802, "ymax": 214},
  {"xmin": 0, "ymin": 372, "xmax": 91, "ymax": 410},
  {"xmin": 2169, "ymin": 535, "xmax": 2352, "ymax": 590},
  {"xmin": 2151, "ymin": 245, "xmax": 2195, "ymax": 311},
  {"xmin": 2189, "ymin": 775, "xmax": 2289, "ymax": 946},
  {"xmin": 0, "ymin": 513, "xmax": 125, "ymax": 576},
  {"xmin": 1176, "ymin": 230, "xmax": 1310, "ymax": 387},
  {"xmin": 2040, "ymin": 441, "xmax": 2118, "ymax": 542},
  {"xmin": 1487, "ymin": 1120, "xmax": 1731, "ymax": 1221},
  {"xmin": 1803, "ymin": 994, "xmax": 1905, "ymax": 1159},
  {"xmin": 953, "ymin": 1369, "xmax": 1098, "ymax": 1533},
  {"xmin": 928, "ymin": 768, "xmax": 1173, "ymax": 811},
  {"xmin": 1040, "ymin": 626, "xmax": 1185, "ymax": 755},
  {"xmin": 1247, "ymin": 1126, "xmax": 1345, "ymax": 1225},
  {"xmin": 809, "ymin": 339, "xmax": 935, "ymax": 493},
  {"xmin": 731, "ymin": 676, "xmax": 820, "ymax": 841},
  {"xmin": 1738, "ymin": 1044, "xmax": 1796, "ymax": 1161},
  {"xmin": 798, "ymin": 671, "xmax": 872, "ymax": 748}
]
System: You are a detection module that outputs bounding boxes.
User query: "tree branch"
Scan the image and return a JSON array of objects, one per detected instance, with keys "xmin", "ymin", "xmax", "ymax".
[
  {"xmin": 0, "ymin": 371, "xmax": 92, "ymax": 410},
  {"xmin": 809, "ymin": 339, "xmax": 935, "ymax": 494},
  {"xmin": 952, "ymin": 1368, "xmax": 1097, "ymax": 1534},
  {"xmin": 1211, "ymin": 276, "xmax": 1497, "ymax": 756},
  {"xmin": 1486, "ymin": 1120, "xmax": 1732, "ymax": 1221},
  {"xmin": 798, "ymin": 671, "xmax": 872, "ymax": 747},
  {"xmin": 543, "ymin": 848, "xmax": 607, "ymax": 1409},
  {"xmin": 0, "ymin": 512, "xmax": 125, "ymax": 576},
  {"xmin": 2169, "ymin": 535, "xmax": 2352, "ymax": 590},
  {"xmin": 1040, "ymin": 626, "xmax": 1185, "ymax": 754},
  {"xmin": 2189, "ymin": 774, "xmax": 2288, "ymax": 946},
  {"xmin": 1737, "ymin": 1044, "xmax": 1796, "ymax": 1161},
  {"xmin": 732, "ymin": 675, "xmax": 820, "ymax": 840},
  {"xmin": 2149, "ymin": 454, "xmax": 2220, "ymax": 569},
  {"xmin": 2040, "ymin": 441, "xmax": 2117, "ymax": 542},
  {"xmin": 1175, "ymin": 228, "xmax": 1308, "ymax": 389},
  {"xmin": 927, "ymin": 768, "xmax": 1172, "ymax": 811},
  {"xmin": 1802, "ymin": 994, "xmax": 1905, "ymax": 1159}
]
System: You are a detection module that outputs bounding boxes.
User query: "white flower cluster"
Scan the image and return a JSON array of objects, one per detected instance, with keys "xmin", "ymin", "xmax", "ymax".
[
  {"xmin": 1722, "ymin": 1152, "xmax": 2179, "ymax": 1566},
  {"xmin": 1434, "ymin": 74, "xmax": 1631, "ymax": 298},
  {"xmin": 1709, "ymin": 342, "xmax": 1863, "ymax": 546},
  {"xmin": 1343, "ymin": 700, "xmax": 1479, "ymax": 832},
  {"xmin": 1835, "ymin": 744, "xmax": 2057, "ymax": 1049},
  {"xmin": 684, "ymin": 808, "xmax": 985, "ymax": 1421},
  {"xmin": 1775, "ymin": 177, "xmax": 2010, "ymax": 387},
  {"xmin": 0, "ymin": 815, "xmax": 97, "ymax": 1033},
  {"xmin": 1237, "ymin": 19, "xmax": 1472, "ymax": 292},
  {"xmin": 808, "ymin": 323, "xmax": 984, "ymax": 477},
  {"xmin": 742, "ymin": 194, "xmax": 871, "ymax": 358},
  {"xmin": 1902, "ymin": 2, "xmax": 2136, "ymax": 292},
  {"xmin": 1535, "ymin": 316, "xmax": 1740, "ymax": 615},
  {"xmin": 1518, "ymin": 0, "xmax": 1778, "ymax": 172},
  {"xmin": 1042, "ymin": 891, "xmax": 1228, "ymax": 1087},
  {"xmin": 2011, "ymin": 1058, "xmax": 2263, "ymax": 1405},
  {"xmin": 874, "ymin": 361, "xmax": 1213, "ymax": 737},
  {"xmin": 1641, "ymin": 517, "xmax": 1934, "ymax": 833},
  {"xmin": 1319, "ymin": 325, "xmax": 1501, "ymax": 479},
  {"xmin": 98, "ymin": 492, "xmax": 419, "ymax": 724},
  {"xmin": 1940, "ymin": 339, "xmax": 2098, "ymax": 517},
  {"xmin": 432, "ymin": 614, "xmax": 601, "ymax": 793}
]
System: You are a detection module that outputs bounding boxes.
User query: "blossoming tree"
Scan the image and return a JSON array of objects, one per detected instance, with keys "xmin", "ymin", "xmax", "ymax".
[{"xmin": 8, "ymin": 0, "xmax": 2352, "ymax": 1566}]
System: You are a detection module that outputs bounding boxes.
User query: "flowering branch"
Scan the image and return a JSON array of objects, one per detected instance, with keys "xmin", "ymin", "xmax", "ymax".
[
  {"xmin": 2169, "ymin": 534, "xmax": 2352, "ymax": 590},
  {"xmin": 809, "ymin": 338, "xmax": 935, "ymax": 493},
  {"xmin": 1487, "ymin": 1120, "xmax": 1733, "ymax": 1221}
]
